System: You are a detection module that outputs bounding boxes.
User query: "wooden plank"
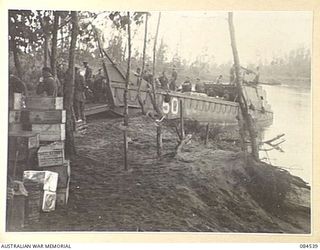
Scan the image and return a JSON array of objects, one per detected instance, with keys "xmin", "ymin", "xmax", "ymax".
[
  {"xmin": 9, "ymin": 110, "xmax": 66, "ymax": 124},
  {"xmin": 32, "ymin": 124, "xmax": 65, "ymax": 141},
  {"xmin": 26, "ymin": 97, "xmax": 63, "ymax": 110},
  {"xmin": 41, "ymin": 160, "xmax": 70, "ymax": 188},
  {"xmin": 56, "ymin": 178, "xmax": 70, "ymax": 207},
  {"xmin": 37, "ymin": 142, "xmax": 65, "ymax": 167},
  {"xmin": 84, "ymin": 103, "xmax": 109, "ymax": 116}
]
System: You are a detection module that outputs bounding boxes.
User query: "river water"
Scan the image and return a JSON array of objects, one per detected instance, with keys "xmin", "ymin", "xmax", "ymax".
[{"xmin": 260, "ymin": 83, "xmax": 312, "ymax": 184}]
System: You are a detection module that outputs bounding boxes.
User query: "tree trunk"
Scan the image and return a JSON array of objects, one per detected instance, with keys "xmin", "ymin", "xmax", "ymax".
[
  {"xmin": 11, "ymin": 38, "xmax": 23, "ymax": 79},
  {"xmin": 137, "ymin": 13, "xmax": 149, "ymax": 114},
  {"xmin": 44, "ymin": 36, "xmax": 48, "ymax": 67},
  {"xmin": 149, "ymin": 12, "xmax": 162, "ymax": 115},
  {"xmin": 64, "ymin": 11, "xmax": 78, "ymax": 158},
  {"xmin": 123, "ymin": 11, "xmax": 132, "ymax": 170},
  {"xmin": 153, "ymin": 12, "xmax": 161, "ymax": 77},
  {"xmin": 60, "ymin": 24, "xmax": 64, "ymax": 51},
  {"xmin": 51, "ymin": 11, "xmax": 59, "ymax": 77},
  {"xmin": 228, "ymin": 12, "xmax": 259, "ymax": 161}
]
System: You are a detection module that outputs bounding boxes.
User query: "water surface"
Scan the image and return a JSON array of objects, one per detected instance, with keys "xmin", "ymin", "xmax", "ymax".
[{"xmin": 261, "ymin": 83, "xmax": 312, "ymax": 183}]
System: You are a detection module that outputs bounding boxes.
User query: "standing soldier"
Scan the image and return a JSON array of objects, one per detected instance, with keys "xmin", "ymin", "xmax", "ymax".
[
  {"xmin": 9, "ymin": 68, "xmax": 28, "ymax": 109},
  {"xmin": 74, "ymin": 66, "xmax": 86, "ymax": 122},
  {"xmin": 229, "ymin": 64, "xmax": 236, "ymax": 84},
  {"xmin": 158, "ymin": 71, "xmax": 169, "ymax": 90},
  {"xmin": 253, "ymin": 66, "xmax": 260, "ymax": 84},
  {"xmin": 83, "ymin": 61, "xmax": 93, "ymax": 87},
  {"xmin": 169, "ymin": 66, "xmax": 178, "ymax": 91},
  {"xmin": 36, "ymin": 67, "xmax": 60, "ymax": 97}
]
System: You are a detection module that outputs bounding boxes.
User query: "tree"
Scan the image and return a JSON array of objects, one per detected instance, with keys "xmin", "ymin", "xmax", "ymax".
[
  {"xmin": 123, "ymin": 11, "xmax": 132, "ymax": 170},
  {"xmin": 137, "ymin": 12, "xmax": 149, "ymax": 114},
  {"xmin": 8, "ymin": 10, "xmax": 41, "ymax": 79},
  {"xmin": 156, "ymin": 38, "xmax": 168, "ymax": 71},
  {"xmin": 51, "ymin": 11, "xmax": 60, "ymax": 77},
  {"xmin": 228, "ymin": 12, "xmax": 259, "ymax": 161},
  {"xmin": 64, "ymin": 11, "xmax": 79, "ymax": 158}
]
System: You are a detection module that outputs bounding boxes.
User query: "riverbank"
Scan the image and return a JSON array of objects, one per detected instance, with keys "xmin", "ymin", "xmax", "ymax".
[{"xmin": 23, "ymin": 115, "xmax": 310, "ymax": 233}]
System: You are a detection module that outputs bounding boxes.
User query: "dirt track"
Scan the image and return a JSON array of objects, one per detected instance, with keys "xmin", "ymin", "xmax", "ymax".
[{"xmin": 24, "ymin": 115, "xmax": 310, "ymax": 233}]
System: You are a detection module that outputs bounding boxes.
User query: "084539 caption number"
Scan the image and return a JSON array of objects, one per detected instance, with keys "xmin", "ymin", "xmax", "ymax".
[{"xmin": 300, "ymin": 244, "xmax": 319, "ymax": 248}]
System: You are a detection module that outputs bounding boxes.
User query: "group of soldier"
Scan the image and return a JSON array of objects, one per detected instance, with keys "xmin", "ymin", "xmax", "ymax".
[
  {"xmin": 9, "ymin": 61, "xmax": 107, "ymax": 123},
  {"xmin": 134, "ymin": 65, "xmax": 178, "ymax": 91},
  {"xmin": 9, "ymin": 62, "xmax": 261, "ymax": 122}
]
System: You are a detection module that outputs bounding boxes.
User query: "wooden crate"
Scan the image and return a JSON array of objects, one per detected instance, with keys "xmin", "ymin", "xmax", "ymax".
[
  {"xmin": 32, "ymin": 124, "xmax": 65, "ymax": 141},
  {"xmin": 8, "ymin": 131, "xmax": 40, "ymax": 149},
  {"xmin": 41, "ymin": 160, "xmax": 70, "ymax": 188},
  {"xmin": 23, "ymin": 170, "xmax": 58, "ymax": 192},
  {"xmin": 26, "ymin": 97, "xmax": 63, "ymax": 110},
  {"xmin": 6, "ymin": 195, "xmax": 26, "ymax": 231},
  {"xmin": 8, "ymin": 132, "xmax": 40, "ymax": 163},
  {"xmin": 8, "ymin": 123, "xmax": 23, "ymax": 133},
  {"xmin": 41, "ymin": 190, "xmax": 56, "ymax": 212},
  {"xmin": 9, "ymin": 110, "xmax": 66, "ymax": 124},
  {"xmin": 37, "ymin": 142, "xmax": 65, "ymax": 167},
  {"xmin": 56, "ymin": 178, "xmax": 70, "ymax": 207},
  {"xmin": 23, "ymin": 180, "xmax": 42, "ymax": 226}
]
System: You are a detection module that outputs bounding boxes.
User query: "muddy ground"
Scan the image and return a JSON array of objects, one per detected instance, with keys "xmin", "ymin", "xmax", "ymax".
[{"xmin": 24, "ymin": 114, "xmax": 310, "ymax": 233}]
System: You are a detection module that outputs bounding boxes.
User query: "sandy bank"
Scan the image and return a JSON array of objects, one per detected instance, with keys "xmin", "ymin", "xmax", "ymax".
[{"xmin": 24, "ymin": 115, "xmax": 310, "ymax": 233}]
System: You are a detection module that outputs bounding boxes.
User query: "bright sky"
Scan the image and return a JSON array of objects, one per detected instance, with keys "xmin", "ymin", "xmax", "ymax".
[{"xmin": 98, "ymin": 11, "xmax": 312, "ymax": 66}]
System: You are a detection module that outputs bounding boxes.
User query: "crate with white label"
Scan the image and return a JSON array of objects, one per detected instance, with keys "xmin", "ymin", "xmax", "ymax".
[
  {"xmin": 37, "ymin": 142, "xmax": 65, "ymax": 167},
  {"xmin": 41, "ymin": 160, "xmax": 70, "ymax": 189}
]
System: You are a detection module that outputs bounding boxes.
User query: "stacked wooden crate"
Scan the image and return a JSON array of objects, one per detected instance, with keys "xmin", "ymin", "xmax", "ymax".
[
  {"xmin": 25, "ymin": 96, "xmax": 69, "ymax": 206},
  {"xmin": 37, "ymin": 142, "xmax": 70, "ymax": 206},
  {"xmin": 8, "ymin": 131, "xmax": 40, "ymax": 179},
  {"xmin": 7, "ymin": 96, "xmax": 70, "ymax": 230},
  {"xmin": 25, "ymin": 97, "xmax": 65, "ymax": 142}
]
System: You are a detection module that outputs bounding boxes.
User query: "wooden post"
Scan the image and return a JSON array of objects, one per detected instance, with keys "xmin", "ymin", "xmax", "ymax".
[
  {"xmin": 157, "ymin": 125, "xmax": 162, "ymax": 157},
  {"xmin": 64, "ymin": 11, "xmax": 78, "ymax": 158},
  {"xmin": 51, "ymin": 11, "xmax": 60, "ymax": 77},
  {"xmin": 205, "ymin": 123, "xmax": 210, "ymax": 145},
  {"xmin": 149, "ymin": 12, "xmax": 162, "ymax": 115},
  {"xmin": 123, "ymin": 11, "xmax": 132, "ymax": 171},
  {"xmin": 137, "ymin": 13, "xmax": 148, "ymax": 114},
  {"xmin": 228, "ymin": 12, "xmax": 259, "ymax": 161},
  {"xmin": 180, "ymin": 99, "xmax": 185, "ymax": 140},
  {"xmin": 152, "ymin": 12, "xmax": 161, "ymax": 78}
]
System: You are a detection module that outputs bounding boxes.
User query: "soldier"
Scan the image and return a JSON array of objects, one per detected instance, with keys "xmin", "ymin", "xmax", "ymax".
[
  {"xmin": 9, "ymin": 69, "xmax": 27, "ymax": 96},
  {"xmin": 253, "ymin": 66, "xmax": 260, "ymax": 84},
  {"xmin": 215, "ymin": 75, "xmax": 223, "ymax": 84},
  {"xmin": 83, "ymin": 61, "xmax": 93, "ymax": 88},
  {"xmin": 36, "ymin": 67, "xmax": 60, "ymax": 97},
  {"xmin": 158, "ymin": 71, "xmax": 169, "ymax": 90},
  {"xmin": 93, "ymin": 68, "xmax": 107, "ymax": 103},
  {"xmin": 74, "ymin": 66, "xmax": 86, "ymax": 121},
  {"xmin": 169, "ymin": 66, "xmax": 178, "ymax": 91},
  {"xmin": 229, "ymin": 64, "xmax": 236, "ymax": 84},
  {"xmin": 181, "ymin": 76, "xmax": 192, "ymax": 92}
]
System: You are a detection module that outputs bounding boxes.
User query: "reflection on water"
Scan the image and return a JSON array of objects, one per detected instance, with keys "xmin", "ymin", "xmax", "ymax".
[{"xmin": 260, "ymin": 84, "xmax": 312, "ymax": 183}]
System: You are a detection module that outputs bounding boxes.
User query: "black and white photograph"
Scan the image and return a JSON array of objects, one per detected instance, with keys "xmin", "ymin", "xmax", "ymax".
[{"xmin": 6, "ymin": 9, "xmax": 313, "ymax": 235}]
